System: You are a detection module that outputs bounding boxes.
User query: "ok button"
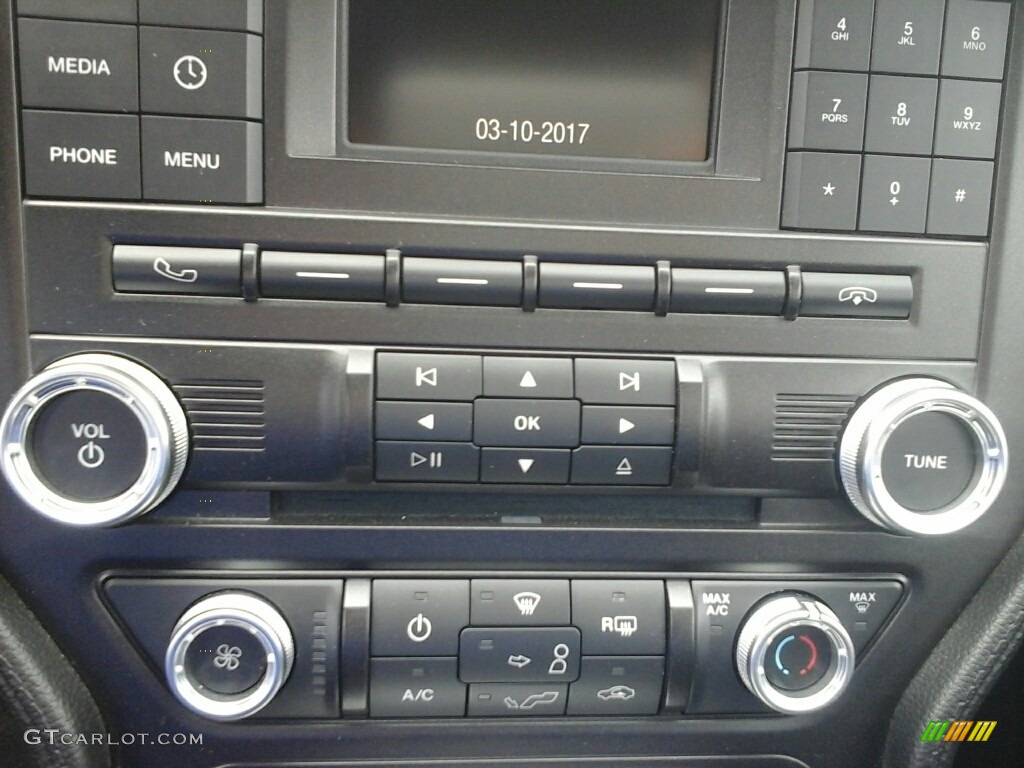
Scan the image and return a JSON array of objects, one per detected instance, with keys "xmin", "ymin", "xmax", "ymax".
[{"xmin": 473, "ymin": 399, "xmax": 581, "ymax": 448}]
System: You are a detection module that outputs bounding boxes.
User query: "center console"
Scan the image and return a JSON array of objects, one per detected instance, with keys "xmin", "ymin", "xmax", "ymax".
[{"xmin": 0, "ymin": 2, "xmax": 1022, "ymax": 768}]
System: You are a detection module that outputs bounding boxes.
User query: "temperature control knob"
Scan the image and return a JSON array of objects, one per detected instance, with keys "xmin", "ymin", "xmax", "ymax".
[
  {"xmin": 165, "ymin": 592, "xmax": 295, "ymax": 721},
  {"xmin": 0, "ymin": 354, "xmax": 189, "ymax": 526},
  {"xmin": 735, "ymin": 593, "xmax": 855, "ymax": 714},
  {"xmin": 839, "ymin": 378, "xmax": 1008, "ymax": 535}
]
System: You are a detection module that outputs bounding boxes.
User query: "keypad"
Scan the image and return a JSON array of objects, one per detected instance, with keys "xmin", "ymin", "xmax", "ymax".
[{"xmin": 785, "ymin": 0, "xmax": 1009, "ymax": 238}]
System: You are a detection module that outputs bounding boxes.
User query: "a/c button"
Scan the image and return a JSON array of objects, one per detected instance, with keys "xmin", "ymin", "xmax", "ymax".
[
  {"xmin": 369, "ymin": 658, "xmax": 466, "ymax": 718},
  {"xmin": 142, "ymin": 116, "xmax": 262, "ymax": 204}
]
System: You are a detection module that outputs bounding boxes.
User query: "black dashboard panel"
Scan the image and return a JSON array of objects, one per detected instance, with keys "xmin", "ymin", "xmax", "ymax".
[{"xmin": 2, "ymin": 2, "xmax": 1024, "ymax": 768}]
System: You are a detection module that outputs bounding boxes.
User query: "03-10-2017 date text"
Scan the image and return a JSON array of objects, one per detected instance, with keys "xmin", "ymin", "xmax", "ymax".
[{"xmin": 475, "ymin": 118, "xmax": 591, "ymax": 146}]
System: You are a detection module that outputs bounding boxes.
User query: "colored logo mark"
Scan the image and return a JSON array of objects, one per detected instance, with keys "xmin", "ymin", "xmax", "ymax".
[{"xmin": 921, "ymin": 720, "xmax": 997, "ymax": 743}]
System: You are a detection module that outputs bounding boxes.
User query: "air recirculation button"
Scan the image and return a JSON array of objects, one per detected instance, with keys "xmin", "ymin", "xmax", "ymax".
[{"xmin": 839, "ymin": 378, "xmax": 1008, "ymax": 535}]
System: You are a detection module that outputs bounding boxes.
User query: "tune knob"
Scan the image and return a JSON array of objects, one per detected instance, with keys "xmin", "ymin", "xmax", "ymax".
[
  {"xmin": 838, "ymin": 378, "xmax": 1008, "ymax": 536},
  {"xmin": 0, "ymin": 354, "xmax": 189, "ymax": 526},
  {"xmin": 735, "ymin": 593, "xmax": 855, "ymax": 715},
  {"xmin": 165, "ymin": 592, "xmax": 295, "ymax": 721}
]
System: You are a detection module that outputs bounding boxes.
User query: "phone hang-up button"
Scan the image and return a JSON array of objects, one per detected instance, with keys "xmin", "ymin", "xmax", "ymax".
[
  {"xmin": 113, "ymin": 245, "xmax": 243, "ymax": 297},
  {"xmin": 800, "ymin": 272, "xmax": 913, "ymax": 320}
]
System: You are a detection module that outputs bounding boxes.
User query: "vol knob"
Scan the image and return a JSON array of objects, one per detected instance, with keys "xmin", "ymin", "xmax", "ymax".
[
  {"xmin": 735, "ymin": 593, "xmax": 855, "ymax": 714},
  {"xmin": 0, "ymin": 354, "xmax": 189, "ymax": 526},
  {"xmin": 838, "ymin": 378, "xmax": 1008, "ymax": 535}
]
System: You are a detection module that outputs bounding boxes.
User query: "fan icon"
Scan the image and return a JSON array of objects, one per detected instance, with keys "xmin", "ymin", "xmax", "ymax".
[{"xmin": 213, "ymin": 644, "xmax": 243, "ymax": 671}]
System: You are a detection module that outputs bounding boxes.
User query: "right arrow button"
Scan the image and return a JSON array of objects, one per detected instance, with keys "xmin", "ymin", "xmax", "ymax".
[{"xmin": 581, "ymin": 406, "xmax": 676, "ymax": 446}]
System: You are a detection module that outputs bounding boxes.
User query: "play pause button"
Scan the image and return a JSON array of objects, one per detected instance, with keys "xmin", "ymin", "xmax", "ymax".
[
  {"xmin": 376, "ymin": 441, "xmax": 480, "ymax": 482},
  {"xmin": 481, "ymin": 449, "xmax": 572, "ymax": 484}
]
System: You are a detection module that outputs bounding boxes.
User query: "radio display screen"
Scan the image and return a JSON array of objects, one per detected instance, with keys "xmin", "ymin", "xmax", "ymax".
[{"xmin": 346, "ymin": 0, "xmax": 721, "ymax": 163}]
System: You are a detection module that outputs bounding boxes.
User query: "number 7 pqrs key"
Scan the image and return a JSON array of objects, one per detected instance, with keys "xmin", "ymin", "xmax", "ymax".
[{"xmin": 788, "ymin": 71, "xmax": 868, "ymax": 152}]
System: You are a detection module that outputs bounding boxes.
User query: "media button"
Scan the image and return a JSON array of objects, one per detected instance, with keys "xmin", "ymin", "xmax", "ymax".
[
  {"xmin": 470, "ymin": 579, "xmax": 571, "ymax": 627},
  {"xmin": 22, "ymin": 111, "xmax": 140, "ymax": 200},
  {"xmin": 376, "ymin": 354, "xmax": 483, "ymax": 402},
  {"xmin": 481, "ymin": 448, "xmax": 571, "ymax": 485},
  {"xmin": 370, "ymin": 580, "xmax": 470, "ymax": 657},
  {"xmin": 139, "ymin": 26, "xmax": 262, "ymax": 119},
  {"xmin": 141, "ymin": 116, "xmax": 263, "ymax": 204},
  {"xmin": 473, "ymin": 399, "xmax": 581, "ymax": 448},
  {"xmin": 18, "ymin": 19, "xmax": 139, "ymax": 112}
]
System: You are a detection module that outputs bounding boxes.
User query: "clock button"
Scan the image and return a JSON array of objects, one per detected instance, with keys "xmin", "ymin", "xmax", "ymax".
[{"xmin": 140, "ymin": 26, "xmax": 262, "ymax": 119}]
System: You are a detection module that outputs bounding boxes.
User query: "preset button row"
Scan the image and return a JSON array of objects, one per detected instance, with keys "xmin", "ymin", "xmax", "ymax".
[{"xmin": 112, "ymin": 247, "xmax": 916, "ymax": 320}]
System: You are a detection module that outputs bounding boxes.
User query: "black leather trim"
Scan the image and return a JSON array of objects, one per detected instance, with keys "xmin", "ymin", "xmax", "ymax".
[
  {"xmin": 884, "ymin": 531, "xmax": 1024, "ymax": 768},
  {"xmin": 0, "ymin": 575, "xmax": 110, "ymax": 768}
]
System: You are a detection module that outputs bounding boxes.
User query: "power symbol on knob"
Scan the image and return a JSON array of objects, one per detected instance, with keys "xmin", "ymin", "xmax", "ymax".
[
  {"xmin": 407, "ymin": 613, "xmax": 433, "ymax": 643},
  {"xmin": 77, "ymin": 441, "xmax": 106, "ymax": 469}
]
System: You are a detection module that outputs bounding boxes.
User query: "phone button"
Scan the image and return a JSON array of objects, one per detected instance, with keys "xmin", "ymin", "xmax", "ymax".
[
  {"xmin": 801, "ymin": 272, "xmax": 913, "ymax": 319},
  {"xmin": 113, "ymin": 245, "xmax": 242, "ymax": 296}
]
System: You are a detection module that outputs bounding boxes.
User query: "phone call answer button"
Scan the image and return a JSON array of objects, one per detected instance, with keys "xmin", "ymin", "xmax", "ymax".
[{"xmin": 113, "ymin": 245, "xmax": 242, "ymax": 296}]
